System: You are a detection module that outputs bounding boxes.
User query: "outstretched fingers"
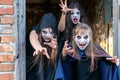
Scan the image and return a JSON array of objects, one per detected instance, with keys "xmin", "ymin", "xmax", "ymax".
[
  {"xmin": 33, "ymin": 50, "xmax": 40, "ymax": 56},
  {"xmin": 33, "ymin": 47, "xmax": 50, "ymax": 59},
  {"xmin": 44, "ymin": 38, "xmax": 57, "ymax": 49},
  {"xmin": 42, "ymin": 48, "xmax": 50, "ymax": 59},
  {"xmin": 64, "ymin": 40, "xmax": 68, "ymax": 48},
  {"xmin": 59, "ymin": 0, "xmax": 71, "ymax": 13},
  {"xmin": 67, "ymin": 8, "xmax": 74, "ymax": 12},
  {"xmin": 106, "ymin": 56, "xmax": 119, "ymax": 66},
  {"xmin": 60, "ymin": 0, "xmax": 64, "ymax": 6},
  {"xmin": 51, "ymin": 37, "xmax": 57, "ymax": 42},
  {"xmin": 65, "ymin": 0, "xmax": 67, "ymax": 7}
]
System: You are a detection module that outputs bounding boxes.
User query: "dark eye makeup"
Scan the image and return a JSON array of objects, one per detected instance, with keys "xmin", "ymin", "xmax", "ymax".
[
  {"xmin": 77, "ymin": 36, "xmax": 81, "ymax": 39},
  {"xmin": 42, "ymin": 31, "xmax": 47, "ymax": 34},
  {"xmin": 77, "ymin": 12, "xmax": 80, "ymax": 14},
  {"xmin": 50, "ymin": 31, "xmax": 54, "ymax": 35},
  {"xmin": 84, "ymin": 35, "xmax": 88, "ymax": 39}
]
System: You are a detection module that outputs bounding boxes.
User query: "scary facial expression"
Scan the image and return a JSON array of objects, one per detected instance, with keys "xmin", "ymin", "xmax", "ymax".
[
  {"xmin": 71, "ymin": 8, "xmax": 81, "ymax": 24},
  {"xmin": 74, "ymin": 33, "xmax": 91, "ymax": 50},
  {"xmin": 41, "ymin": 28, "xmax": 54, "ymax": 42}
]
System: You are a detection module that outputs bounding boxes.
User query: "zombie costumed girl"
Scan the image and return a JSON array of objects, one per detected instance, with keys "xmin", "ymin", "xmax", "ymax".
[
  {"xmin": 72, "ymin": 23, "xmax": 119, "ymax": 80},
  {"xmin": 55, "ymin": 24, "xmax": 120, "ymax": 80},
  {"xmin": 26, "ymin": 13, "xmax": 58, "ymax": 80}
]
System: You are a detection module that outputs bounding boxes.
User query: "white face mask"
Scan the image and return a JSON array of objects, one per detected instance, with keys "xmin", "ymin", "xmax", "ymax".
[
  {"xmin": 71, "ymin": 8, "xmax": 81, "ymax": 24},
  {"xmin": 74, "ymin": 33, "xmax": 91, "ymax": 50},
  {"xmin": 41, "ymin": 28, "xmax": 54, "ymax": 42}
]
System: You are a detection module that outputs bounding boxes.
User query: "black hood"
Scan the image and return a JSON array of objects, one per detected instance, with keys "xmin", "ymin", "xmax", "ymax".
[{"xmin": 38, "ymin": 13, "xmax": 57, "ymax": 34}]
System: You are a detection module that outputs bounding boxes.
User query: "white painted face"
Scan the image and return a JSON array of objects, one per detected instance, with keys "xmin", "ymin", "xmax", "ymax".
[
  {"xmin": 41, "ymin": 28, "xmax": 54, "ymax": 42},
  {"xmin": 71, "ymin": 8, "xmax": 81, "ymax": 24},
  {"xmin": 74, "ymin": 33, "xmax": 91, "ymax": 50}
]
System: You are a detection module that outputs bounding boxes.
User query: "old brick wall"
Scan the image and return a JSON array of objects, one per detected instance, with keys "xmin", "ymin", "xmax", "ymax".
[{"xmin": 0, "ymin": 0, "xmax": 15, "ymax": 80}]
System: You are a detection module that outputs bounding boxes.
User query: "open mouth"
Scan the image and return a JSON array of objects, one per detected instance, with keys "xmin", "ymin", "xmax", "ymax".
[
  {"xmin": 79, "ymin": 44, "xmax": 86, "ymax": 46},
  {"xmin": 44, "ymin": 37, "xmax": 51, "ymax": 42},
  {"xmin": 73, "ymin": 18, "xmax": 78, "ymax": 22}
]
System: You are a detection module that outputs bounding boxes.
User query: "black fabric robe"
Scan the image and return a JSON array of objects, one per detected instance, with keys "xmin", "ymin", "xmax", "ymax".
[{"xmin": 26, "ymin": 13, "xmax": 58, "ymax": 80}]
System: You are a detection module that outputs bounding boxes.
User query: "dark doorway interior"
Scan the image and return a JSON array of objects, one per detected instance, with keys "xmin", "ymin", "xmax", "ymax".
[
  {"xmin": 26, "ymin": 0, "xmax": 97, "ymax": 32},
  {"xmin": 26, "ymin": 0, "xmax": 61, "ymax": 32},
  {"xmin": 26, "ymin": 0, "xmax": 113, "ymax": 58}
]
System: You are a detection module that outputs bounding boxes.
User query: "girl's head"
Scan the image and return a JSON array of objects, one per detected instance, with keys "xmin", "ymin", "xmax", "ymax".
[
  {"xmin": 69, "ymin": 2, "xmax": 81, "ymax": 24},
  {"xmin": 73, "ymin": 23, "xmax": 92, "ymax": 51},
  {"xmin": 40, "ymin": 27, "xmax": 55, "ymax": 42},
  {"xmin": 67, "ymin": 2, "xmax": 89, "ymax": 25},
  {"xmin": 38, "ymin": 13, "xmax": 57, "ymax": 43}
]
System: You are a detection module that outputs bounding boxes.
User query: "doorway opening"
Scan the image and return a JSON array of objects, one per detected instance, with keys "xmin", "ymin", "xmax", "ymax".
[{"xmin": 26, "ymin": 0, "xmax": 113, "ymax": 55}]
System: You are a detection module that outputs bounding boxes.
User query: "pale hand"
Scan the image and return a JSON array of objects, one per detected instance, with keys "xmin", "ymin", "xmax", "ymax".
[
  {"xmin": 59, "ymin": 0, "xmax": 73, "ymax": 14},
  {"xmin": 106, "ymin": 56, "xmax": 119, "ymax": 66},
  {"xmin": 62, "ymin": 41, "xmax": 74, "ymax": 57},
  {"xmin": 44, "ymin": 38, "xmax": 57, "ymax": 49},
  {"xmin": 33, "ymin": 47, "xmax": 50, "ymax": 59}
]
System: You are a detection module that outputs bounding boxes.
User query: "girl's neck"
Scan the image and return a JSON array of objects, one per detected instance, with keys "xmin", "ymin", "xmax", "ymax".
[{"xmin": 78, "ymin": 49, "xmax": 85, "ymax": 56}]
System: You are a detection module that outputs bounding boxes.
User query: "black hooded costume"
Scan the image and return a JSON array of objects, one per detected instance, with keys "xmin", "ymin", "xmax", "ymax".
[{"xmin": 26, "ymin": 13, "xmax": 57, "ymax": 80}]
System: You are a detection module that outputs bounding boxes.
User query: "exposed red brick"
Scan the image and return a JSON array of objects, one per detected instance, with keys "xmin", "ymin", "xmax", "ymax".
[
  {"xmin": 0, "ymin": 44, "xmax": 14, "ymax": 52},
  {"xmin": 0, "ymin": 36, "xmax": 15, "ymax": 43},
  {"xmin": 0, "ymin": 73, "xmax": 14, "ymax": 80},
  {"xmin": 0, "ymin": 7, "xmax": 14, "ymax": 15},
  {"xmin": 0, "ymin": 0, "xmax": 13, "ymax": 5},
  {"xmin": 0, "ymin": 0, "xmax": 15, "ymax": 79},
  {"xmin": 0, "ymin": 54, "xmax": 14, "ymax": 62},
  {"xmin": 0, "ymin": 64, "xmax": 14, "ymax": 72},
  {"xmin": 0, "ymin": 17, "xmax": 14, "ymax": 24}
]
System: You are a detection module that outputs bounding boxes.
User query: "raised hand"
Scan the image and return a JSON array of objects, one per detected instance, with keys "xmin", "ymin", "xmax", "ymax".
[
  {"xmin": 62, "ymin": 40, "xmax": 74, "ymax": 57},
  {"xmin": 33, "ymin": 47, "xmax": 50, "ymax": 59},
  {"xmin": 59, "ymin": 0, "xmax": 73, "ymax": 14},
  {"xmin": 106, "ymin": 56, "xmax": 119, "ymax": 66},
  {"xmin": 44, "ymin": 38, "xmax": 57, "ymax": 49}
]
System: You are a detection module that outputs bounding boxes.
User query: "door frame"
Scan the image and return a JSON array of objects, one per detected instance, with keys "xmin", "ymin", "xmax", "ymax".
[
  {"xmin": 113, "ymin": 0, "xmax": 120, "ymax": 59},
  {"xmin": 18, "ymin": 0, "xmax": 26, "ymax": 80}
]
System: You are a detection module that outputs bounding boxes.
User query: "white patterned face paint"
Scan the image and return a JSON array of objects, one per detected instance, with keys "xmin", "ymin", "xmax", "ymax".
[
  {"xmin": 74, "ymin": 33, "xmax": 91, "ymax": 50},
  {"xmin": 41, "ymin": 28, "xmax": 54, "ymax": 42},
  {"xmin": 71, "ymin": 8, "xmax": 81, "ymax": 24}
]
